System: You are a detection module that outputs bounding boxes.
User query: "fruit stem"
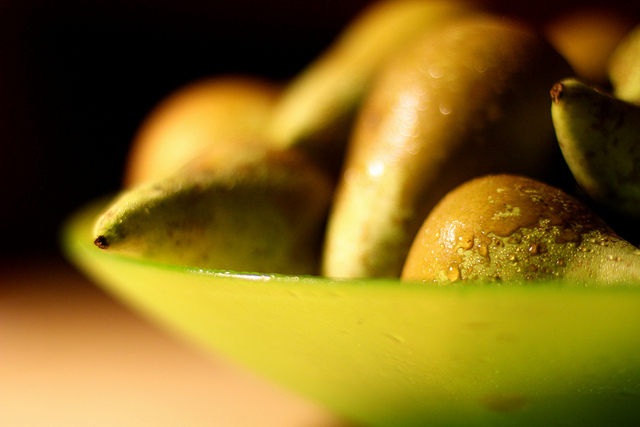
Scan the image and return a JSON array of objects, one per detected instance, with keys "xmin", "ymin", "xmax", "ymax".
[
  {"xmin": 94, "ymin": 235, "xmax": 109, "ymax": 249},
  {"xmin": 550, "ymin": 82, "xmax": 565, "ymax": 103}
]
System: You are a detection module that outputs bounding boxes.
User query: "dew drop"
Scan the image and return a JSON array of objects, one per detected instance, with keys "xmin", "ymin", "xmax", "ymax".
[
  {"xmin": 456, "ymin": 230, "xmax": 474, "ymax": 251},
  {"xmin": 447, "ymin": 262, "xmax": 461, "ymax": 282},
  {"xmin": 508, "ymin": 233, "xmax": 522, "ymax": 244},
  {"xmin": 477, "ymin": 243, "xmax": 489, "ymax": 258}
]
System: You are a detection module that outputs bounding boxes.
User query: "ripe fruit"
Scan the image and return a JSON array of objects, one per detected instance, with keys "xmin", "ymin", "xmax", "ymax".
[
  {"xmin": 401, "ymin": 174, "xmax": 640, "ymax": 285},
  {"xmin": 124, "ymin": 75, "xmax": 280, "ymax": 186}
]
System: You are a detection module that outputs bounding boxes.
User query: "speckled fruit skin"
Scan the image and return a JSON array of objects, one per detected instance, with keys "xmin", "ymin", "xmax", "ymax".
[{"xmin": 401, "ymin": 174, "xmax": 640, "ymax": 285}]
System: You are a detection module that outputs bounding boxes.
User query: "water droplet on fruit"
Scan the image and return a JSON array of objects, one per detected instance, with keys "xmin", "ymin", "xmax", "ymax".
[
  {"xmin": 447, "ymin": 262, "xmax": 461, "ymax": 282},
  {"xmin": 477, "ymin": 243, "xmax": 489, "ymax": 259},
  {"xmin": 456, "ymin": 230, "xmax": 474, "ymax": 251}
]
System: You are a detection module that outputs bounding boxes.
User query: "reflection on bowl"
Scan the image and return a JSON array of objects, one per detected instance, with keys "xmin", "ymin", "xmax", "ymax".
[{"xmin": 62, "ymin": 199, "xmax": 640, "ymax": 427}]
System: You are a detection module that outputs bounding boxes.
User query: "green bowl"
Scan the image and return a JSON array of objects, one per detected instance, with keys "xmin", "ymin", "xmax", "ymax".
[{"xmin": 62, "ymin": 199, "xmax": 640, "ymax": 426}]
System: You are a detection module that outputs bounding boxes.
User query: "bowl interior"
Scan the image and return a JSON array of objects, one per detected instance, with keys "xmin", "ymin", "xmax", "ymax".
[{"xmin": 62, "ymin": 199, "xmax": 640, "ymax": 426}]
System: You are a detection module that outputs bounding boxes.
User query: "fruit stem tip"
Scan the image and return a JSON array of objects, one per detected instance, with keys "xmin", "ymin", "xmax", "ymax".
[
  {"xmin": 94, "ymin": 235, "xmax": 109, "ymax": 249},
  {"xmin": 550, "ymin": 82, "xmax": 565, "ymax": 103}
]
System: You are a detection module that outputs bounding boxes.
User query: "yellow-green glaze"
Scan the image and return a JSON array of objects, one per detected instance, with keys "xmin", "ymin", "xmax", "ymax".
[{"xmin": 63, "ymin": 199, "xmax": 640, "ymax": 427}]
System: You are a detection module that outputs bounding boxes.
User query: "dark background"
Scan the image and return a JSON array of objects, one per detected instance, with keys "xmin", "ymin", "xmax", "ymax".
[{"xmin": 2, "ymin": 0, "xmax": 639, "ymax": 259}]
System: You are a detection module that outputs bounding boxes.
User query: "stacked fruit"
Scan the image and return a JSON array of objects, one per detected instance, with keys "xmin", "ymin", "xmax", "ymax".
[{"xmin": 92, "ymin": 0, "xmax": 640, "ymax": 285}]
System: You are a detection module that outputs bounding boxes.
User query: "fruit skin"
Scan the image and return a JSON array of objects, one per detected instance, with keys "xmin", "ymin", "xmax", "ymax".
[
  {"xmin": 124, "ymin": 75, "xmax": 280, "ymax": 186},
  {"xmin": 551, "ymin": 78, "xmax": 640, "ymax": 219},
  {"xmin": 609, "ymin": 23, "xmax": 640, "ymax": 104},
  {"xmin": 94, "ymin": 142, "xmax": 333, "ymax": 275},
  {"xmin": 322, "ymin": 15, "xmax": 573, "ymax": 279},
  {"xmin": 401, "ymin": 174, "xmax": 640, "ymax": 285},
  {"xmin": 266, "ymin": 0, "xmax": 476, "ymax": 176}
]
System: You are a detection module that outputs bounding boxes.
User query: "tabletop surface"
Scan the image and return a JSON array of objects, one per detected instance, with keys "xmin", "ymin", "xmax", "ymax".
[{"xmin": 1, "ymin": 255, "xmax": 354, "ymax": 427}]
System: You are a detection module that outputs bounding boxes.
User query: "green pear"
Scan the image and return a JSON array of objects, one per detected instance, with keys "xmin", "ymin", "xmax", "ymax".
[
  {"xmin": 93, "ymin": 142, "xmax": 333, "ymax": 275},
  {"xmin": 266, "ymin": 0, "xmax": 477, "ymax": 175},
  {"xmin": 401, "ymin": 174, "xmax": 640, "ymax": 285},
  {"xmin": 608, "ymin": 23, "xmax": 640, "ymax": 104},
  {"xmin": 322, "ymin": 15, "xmax": 573, "ymax": 278},
  {"xmin": 551, "ymin": 77, "xmax": 640, "ymax": 220}
]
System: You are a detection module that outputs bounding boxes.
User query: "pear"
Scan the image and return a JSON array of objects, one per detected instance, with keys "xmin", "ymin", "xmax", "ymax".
[
  {"xmin": 266, "ymin": 0, "xmax": 477, "ymax": 176},
  {"xmin": 322, "ymin": 15, "xmax": 573, "ymax": 278},
  {"xmin": 551, "ymin": 78, "xmax": 640, "ymax": 220},
  {"xmin": 608, "ymin": 23, "xmax": 640, "ymax": 104},
  {"xmin": 544, "ymin": 7, "xmax": 635, "ymax": 86},
  {"xmin": 94, "ymin": 142, "xmax": 333, "ymax": 275},
  {"xmin": 124, "ymin": 75, "xmax": 280, "ymax": 186},
  {"xmin": 401, "ymin": 174, "xmax": 640, "ymax": 285}
]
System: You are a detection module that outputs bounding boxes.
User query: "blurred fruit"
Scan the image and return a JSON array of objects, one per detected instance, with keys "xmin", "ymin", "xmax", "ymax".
[
  {"xmin": 544, "ymin": 7, "xmax": 635, "ymax": 86},
  {"xmin": 609, "ymin": 23, "xmax": 640, "ymax": 104},
  {"xmin": 322, "ymin": 14, "xmax": 573, "ymax": 278},
  {"xmin": 401, "ymin": 174, "xmax": 640, "ymax": 285},
  {"xmin": 124, "ymin": 75, "xmax": 280, "ymax": 186}
]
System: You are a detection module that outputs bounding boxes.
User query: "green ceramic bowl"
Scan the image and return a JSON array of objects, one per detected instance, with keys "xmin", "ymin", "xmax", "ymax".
[{"xmin": 62, "ymin": 199, "xmax": 640, "ymax": 426}]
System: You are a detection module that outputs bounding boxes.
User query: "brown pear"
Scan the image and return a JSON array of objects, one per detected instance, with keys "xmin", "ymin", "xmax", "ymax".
[{"xmin": 401, "ymin": 174, "xmax": 640, "ymax": 285}]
